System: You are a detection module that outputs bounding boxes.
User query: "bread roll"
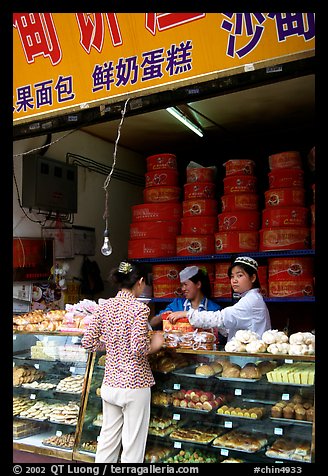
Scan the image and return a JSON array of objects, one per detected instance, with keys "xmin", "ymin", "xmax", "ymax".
[
  {"xmin": 222, "ymin": 364, "xmax": 241, "ymax": 378},
  {"xmin": 195, "ymin": 364, "xmax": 215, "ymax": 376},
  {"xmin": 240, "ymin": 363, "xmax": 261, "ymax": 379}
]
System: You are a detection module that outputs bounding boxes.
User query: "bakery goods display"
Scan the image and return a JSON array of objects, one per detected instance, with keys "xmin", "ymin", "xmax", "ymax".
[
  {"xmin": 217, "ymin": 404, "xmax": 266, "ymax": 419},
  {"xmin": 266, "ymin": 362, "xmax": 315, "ymax": 384},
  {"xmin": 148, "ymin": 416, "xmax": 178, "ymax": 436},
  {"xmin": 144, "ymin": 445, "xmax": 172, "ymax": 463},
  {"xmin": 169, "ymin": 426, "xmax": 221, "ymax": 444},
  {"xmin": 163, "ymin": 449, "xmax": 219, "ymax": 463},
  {"xmin": 81, "ymin": 441, "xmax": 98, "ymax": 453},
  {"xmin": 223, "ymin": 329, "xmax": 315, "ymax": 355},
  {"xmin": 270, "ymin": 393, "xmax": 314, "ymax": 422},
  {"xmin": 265, "ymin": 437, "xmax": 311, "ymax": 462},
  {"xmin": 212, "ymin": 429, "xmax": 268, "ymax": 452},
  {"xmin": 13, "ymin": 365, "xmax": 45, "ymax": 386},
  {"xmin": 13, "ymin": 419, "xmax": 44, "ymax": 439},
  {"xmin": 56, "ymin": 375, "xmax": 85, "ymax": 394},
  {"xmin": 42, "ymin": 432, "xmax": 76, "ymax": 449},
  {"xmin": 171, "ymin": 388, "xmax": 229, "ymax": 412}
]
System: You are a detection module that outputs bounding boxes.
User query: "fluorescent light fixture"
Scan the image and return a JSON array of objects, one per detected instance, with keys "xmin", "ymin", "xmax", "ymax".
[{"xmin": 166, "ymin": 106, "xmax": 204, "ymax": 137}]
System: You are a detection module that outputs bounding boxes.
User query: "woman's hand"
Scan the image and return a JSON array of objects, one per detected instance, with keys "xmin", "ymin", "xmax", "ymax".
[
  {"xmin": 149, "ymin": 331, "xmax": 165, "ymax": 354},
  {"xmin": 168, "ymin": 311, "xmax": 188, "ymax": 324}
]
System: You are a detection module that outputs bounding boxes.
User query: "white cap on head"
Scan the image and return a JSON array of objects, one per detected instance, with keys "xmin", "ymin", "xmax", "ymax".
[
  {"xmin": 179, "ymin": 266, "xmax": 199, "ymax": 282},
  {"xmin": 233, "ymin": 256, "xmax": 258, "ymax": 271}
]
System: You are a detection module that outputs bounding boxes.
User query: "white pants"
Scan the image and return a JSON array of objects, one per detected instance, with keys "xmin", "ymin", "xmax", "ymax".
[{"xmin": 95, "ymin": 385, "xmax": 151, "ymax": 463}]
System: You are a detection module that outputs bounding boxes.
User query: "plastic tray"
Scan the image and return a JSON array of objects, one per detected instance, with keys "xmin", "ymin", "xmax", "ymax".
[
  {"xmin": 216, "ymin": 376, "xmax": 261, "ymax": 383},
  {"xmin": 270, "ymin": 417, "xmax": 312, "ymax": 425}
]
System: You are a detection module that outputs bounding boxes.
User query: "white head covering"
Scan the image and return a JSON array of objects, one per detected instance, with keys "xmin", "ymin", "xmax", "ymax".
[
  {"xmin": 179, "ymin": 266, "xmax": 199, "ymax": 282},
  {"xmin": 233, "ymin": 256, "xmax": 258, "ymax": 271}
]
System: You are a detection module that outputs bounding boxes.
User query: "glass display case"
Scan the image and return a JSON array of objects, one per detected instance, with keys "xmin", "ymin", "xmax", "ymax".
[
  {"xmin": 13, "ymin": 332, "xmax": 91, "ymax": 460},
  {"xmin": 73, "ymin": 347, "xmax": 315, "ymax": 464}
]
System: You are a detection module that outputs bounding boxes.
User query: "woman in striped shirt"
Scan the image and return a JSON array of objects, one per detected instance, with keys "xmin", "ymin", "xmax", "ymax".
[{"xmin": 81, "ymin": 260, "xmax": 164, "ymax": 463}]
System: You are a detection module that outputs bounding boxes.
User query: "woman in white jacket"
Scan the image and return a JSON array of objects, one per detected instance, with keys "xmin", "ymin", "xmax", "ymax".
[{"xmin": 168, "ymin": 256, "xmax": 271, "ymax": 342}]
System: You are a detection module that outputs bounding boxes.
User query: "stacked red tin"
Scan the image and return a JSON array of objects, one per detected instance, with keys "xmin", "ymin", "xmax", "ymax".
[
  {"xmin": 128, "ymin": 153, "xmax": 182, "ymax": 258},
  {"xmin": 267, "ymin": 256, "xmax": 314, "ymax": 298},
  {"xmin": 152, "ymin": 263, "xmax": 183, "ymax": 299},
  {"xmin": 215, "ymin": 159, "xmax": 260, "ymax": 253},
  {"xmin": 259, "ymin": 151, "xmax": 310, "ymax": 251},
  {"xmin": 176, "ymin": 162, "xmax": 217, "ymax": 257}
]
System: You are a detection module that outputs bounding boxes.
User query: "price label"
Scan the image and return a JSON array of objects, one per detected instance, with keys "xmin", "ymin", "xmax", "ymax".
[
  {"xmin": 13, "ymin": 335, "xmax": 17, "ymax": 340},
  {"xmin": 282, "ymin": 393, "xmax": 290, "ymax": 401},
  {"xmin": 30, "ymin": 394, "xmax": 36, "ymax": 400},
  {"xmin": 72, "ymin": 336, "xmax": 79, "ymax": 344},
  {"xmin": 285, "ymin": 359, "xmax": 294, "ymax": 364},
  {"xmin": 244, "ymin": 63, "xmax": 255, "ymax": 72},
  {"xmin": 69, "ymin": 367, "xmax": 76, "ymax": 373},
  {"xmin": 173, "ymin": 414, "xmax": 181, "ymax": 421},
  {"xmin": 224, "ymin": 421, "xmax": 233, "ymax": 428},
  {"xmin": 174, "ymin": 441, "xmax": 182, "ymax": 449},
  {"xmin": 34, "ymin": 363, "xmax": 40, "ymax": 369},
  {"xmin": 97, "ymin": 436, "xmax": 100, "ymax": 442},
  {"xmin": 274, "ymin": 427, "xmax": 283, "ymax": 435},
  {"xmin": 234, "ymin": 388, "xmax": 242, "ymax": 396},
  {"xmin": 13, "ymin": 362, "xmax": 15, "ymax": 367},
  {"xmin": 173, "ymin": 383, "xmax": 180, "ymax": 390},
  {"xmin": 56, "ymin": 431, "xmax": 63, "ymax": 437},
  {"xmin": 221, "ymin": 449, "xmax": 229, "ymax": 456}
]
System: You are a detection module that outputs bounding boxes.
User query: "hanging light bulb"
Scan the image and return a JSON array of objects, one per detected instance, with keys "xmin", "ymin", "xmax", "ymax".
[{"xmin": 101, "ymin": 229, "xmax": 112, "ymax": 256}]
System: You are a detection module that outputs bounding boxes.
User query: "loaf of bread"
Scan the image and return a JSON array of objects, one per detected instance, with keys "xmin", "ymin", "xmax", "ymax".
[
  {"xmin": 195, "ymin": 364, "xmax": 215, "ymax": 376},
  {"xmin": 222, "ymin": 364, "xmax": 241, "ymax": 378},
  {"xmin": 239, "ymin": 363, "xmax": 261, "ymax": 379}
]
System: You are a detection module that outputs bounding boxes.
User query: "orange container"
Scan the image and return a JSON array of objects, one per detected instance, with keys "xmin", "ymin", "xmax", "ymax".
[
  {"xmin": 128, "ymin": 239, "xmax": 176, "ymax": 258},
  {"xmin": 143, "ymin": 186, "xmax": 181, "ymax": 203},
  {"xmin": 145, "ymin": 170, "xmax": 179, "ymax": 188},
  {"xmin": 152, "ymin": 264, "xmax": 182, "ymax": 284},
  {"xmin": 213, "ymin": 281, "xmax": 231, "ymax": 298},
  {"xmin": 268, "ymin": 168, "xmax": 304, "ymax": 189},
  {"xmin": 268, "ymin": 279, "xmax": 314, "ymax": 298},
  {"xmin": 215, "ymin": 262, "xmax": 230, "ymax": 281},
  {"xmin": 186, "ymin": 167, "xmax": 215, "ymax": 183},
  {"xmin": 262, "ymin": 207, "xmax": 309, "ymax": 228},
  {"xmin": 264, "ymin": 188, "xmax": 305, "ymax": 207},
  {"xmin": 268, "ymin": 151, "xmax": 302, "ymax": 170},
  {"xmin": 268, "ymin": 257, "xmax": 314, "ymax": 281},
  {"xmin": 162, "ymin": 318, "xmax": 194, "ymax": 333},
  {"xmin": 184, "ymin": 182, "xmax": 216, "ymax": 200},
  {"xmin": 181, "ymin": 216, "xmax": 217, "ymax": 235},
  {"xmin": 257, "ymin": 265, "xmax": 267, "ymax": 284},
  {"xmin": 130, "ymin": 221, "xmax": 180, "ymax": 239},
  {"xmin": 223, "ymin": 159, "xmax": 256, "ymax": 176},
  {"xmin": 221, "ymin": 193, "xmax": 259, "ymax": 212},
  {"xmin": 153, "ymin": 282, "xmax": 183, "ymax": 299},
  {"xmin": 215, "ymin": 231, "xmax": 259, "ymax": 253},
  {"xmin": 183, "ymin": 199, "xmax": 218, "ymax": 217},
  {"xmin": 223, "ymin": 175, "xmax": 257, "ymax": 194},
  {"xmin": 218, "ymin": 211, "xmax": 260, "ymax": 231},
  {"xmin": 176, "ymin": 235, "xmax": 215, "ymax": 256},
  {"xmin": 132, "ymin": 203, "xmax": 182, "ymax": 222},
  {"xmin": 146, "ymin": 153, "xmax": 177, "ymax": 171},
  {"xmin": 259, "ymin": 227, "xmax": 310, "ymax": 251}
]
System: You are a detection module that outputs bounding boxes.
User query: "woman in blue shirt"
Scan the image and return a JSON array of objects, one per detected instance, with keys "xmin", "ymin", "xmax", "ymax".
[{"xmin": 150, "ymin": 265, "xmax": 227, "ymax": 344}]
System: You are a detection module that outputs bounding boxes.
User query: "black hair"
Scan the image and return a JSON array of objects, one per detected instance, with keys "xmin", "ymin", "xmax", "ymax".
[
  {"xmin": 109, "ymin": 260, "xmax": 148, "ymax": 290},
  {"xmin": 189, "ymin": 268, "xmax": 212, "ymax": 298},
  {"xmin": 227, "ymin": 262, "xmax": 261, "ymax": 289}
]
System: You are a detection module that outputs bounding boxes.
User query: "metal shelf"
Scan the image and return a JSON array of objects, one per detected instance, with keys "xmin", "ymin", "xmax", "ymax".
[{"xmin": 132, "ymin": 249, "xmax": 315, "ymax": 263}]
